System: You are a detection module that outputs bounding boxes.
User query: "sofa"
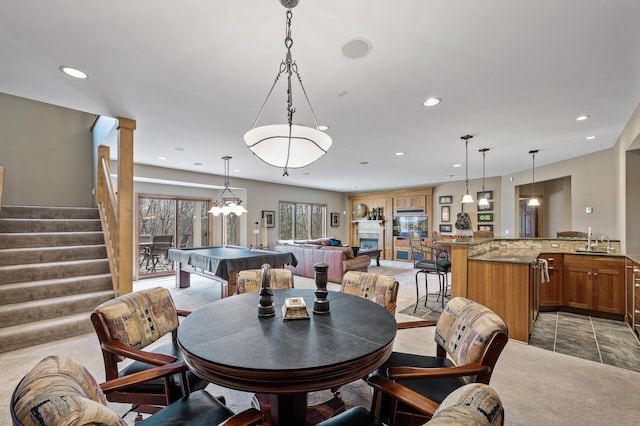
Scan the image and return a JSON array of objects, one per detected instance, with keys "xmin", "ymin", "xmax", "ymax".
[{"xmin": 273, "ymin": 238, "xmax": 371, "ymax": 283}]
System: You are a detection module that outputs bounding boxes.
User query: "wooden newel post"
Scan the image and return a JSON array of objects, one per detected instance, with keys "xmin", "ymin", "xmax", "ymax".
[{"xmin": 313, "ymin": 263, "xmax": 330, "ymax": 314}]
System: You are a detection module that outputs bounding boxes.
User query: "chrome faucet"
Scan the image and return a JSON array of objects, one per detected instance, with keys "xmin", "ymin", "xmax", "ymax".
[{"xmin": 601, "ymin": 235, "xmax": 610, "ymax": 253}]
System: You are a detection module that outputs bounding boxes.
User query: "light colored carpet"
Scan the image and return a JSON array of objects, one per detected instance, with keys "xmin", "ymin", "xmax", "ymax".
[{"xmin": 2, "ymin": 260, "xmax": 640, "ymax": 425}]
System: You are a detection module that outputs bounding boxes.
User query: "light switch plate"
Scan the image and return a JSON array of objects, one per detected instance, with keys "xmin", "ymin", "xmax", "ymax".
[{"xmin": 586, "ymin": 207, "xmax": 593, "ymax": 214}]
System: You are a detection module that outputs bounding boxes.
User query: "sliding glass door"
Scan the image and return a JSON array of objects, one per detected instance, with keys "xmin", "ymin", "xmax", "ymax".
[{"xmin": 137, "ymin": 194, "xmax": 211, "ymax": 279}]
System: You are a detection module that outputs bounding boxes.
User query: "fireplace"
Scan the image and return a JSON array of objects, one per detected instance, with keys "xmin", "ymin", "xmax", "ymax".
[
  {"xmin": 359, "ymin": 236, "xmax": 379, "ymax": 250},
  {"xmin": 356, "ymin": 220, "xmax": 385, "ymax": 252}
]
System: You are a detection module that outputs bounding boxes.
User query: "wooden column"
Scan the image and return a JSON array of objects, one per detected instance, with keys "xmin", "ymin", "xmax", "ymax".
[{"xmin": 117, "ymin": 117, "xmax": 136, "ymax": 295}]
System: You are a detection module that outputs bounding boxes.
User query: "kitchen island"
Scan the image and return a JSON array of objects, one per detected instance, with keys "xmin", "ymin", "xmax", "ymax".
[{"xmin": 435, "ymin": 237, "xmax": 624, "ymax": 343}]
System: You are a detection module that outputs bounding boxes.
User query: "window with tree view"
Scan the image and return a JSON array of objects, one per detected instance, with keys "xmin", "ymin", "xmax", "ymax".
[{"xmin": 279, "ymin": 202, "xmax": 326, "ymax": 240}]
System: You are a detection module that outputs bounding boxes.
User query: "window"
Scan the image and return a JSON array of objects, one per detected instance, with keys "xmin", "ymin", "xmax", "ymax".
[{"xmin": 279, "ymin": 202, "xmax": 326, "ymax": 240}]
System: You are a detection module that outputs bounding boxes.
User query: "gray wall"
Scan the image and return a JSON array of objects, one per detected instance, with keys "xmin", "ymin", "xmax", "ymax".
[{"xmin": 0, "ymin": 92, "xmax": 95, "ymax": 207}]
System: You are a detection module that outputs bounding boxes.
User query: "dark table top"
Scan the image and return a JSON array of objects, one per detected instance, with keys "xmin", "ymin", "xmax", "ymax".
[
  {"xmin": 177, "ymin": 288, "xmax": 397, "ymax": 393},
  {"xmin": 167, "ymin": 245, "xmax": 297, "ymax": 281}
]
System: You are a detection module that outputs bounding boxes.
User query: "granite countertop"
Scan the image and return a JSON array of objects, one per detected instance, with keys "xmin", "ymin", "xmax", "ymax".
[{"xmin": 469, "ymin": 247, "xmax": 626, "ymax": 265}]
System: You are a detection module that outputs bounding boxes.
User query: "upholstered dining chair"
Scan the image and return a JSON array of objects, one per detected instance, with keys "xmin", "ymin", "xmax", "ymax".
[
  {"xmin": 371, "ymin": 297, "xmax": 509, "ymax": 425},
  {"xmin": 340, "ymin": 270, "xmax": 399, "ymax": 314},
  {"xmin": 236, "ymin": 267, "xmax": 294, "ymax": 294},
  {"xmin": 409, "ymin": 232, "xmax": 451, "ymax": 311},
  {"xmin": 90, "ymin": 286, "xmax": 208, "ymax": 414},
  {"xmin": 10, "ymin": 355, "xmax": 264, "ymax": 426},
  {"xmin": 317, "ymin": 376, "xmax": 504, "ymax": 426}
]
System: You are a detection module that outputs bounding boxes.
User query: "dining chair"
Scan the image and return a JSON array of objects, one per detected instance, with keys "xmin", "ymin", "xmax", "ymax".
[
  {"xmin": 409, "ymin": 232, "xmax": 451, "ymax": 311},
  {"xmin": 90, "ymin": 286, "xmax": 208, "ymax": 414},
  {"xmin": 150, "ymin": 234, "xmax": 174, "ymax": 272},
  {"xmin": 10, "ymin": 355, "xmax": 264, "ymax": 426},
  {"xmin": 236, "ymin": 267, "xmax": 294, "ymax": 294},
  {"xmin": 316, "ymin": 376, "xmax": 504, "ymax": 426},
  {"xmin": 371, "ymin": 296, "xmax": 508, "ymax": 425},
  {"xmin": 340, "ymin": 270, "xmax": 399, "ymax": 314}
]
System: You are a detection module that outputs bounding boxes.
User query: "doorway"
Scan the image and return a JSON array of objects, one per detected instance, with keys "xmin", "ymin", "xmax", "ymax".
[
  {"xmin": 137, "ymin": 194, "xmax": 211, "ymax": 279},
  {"xmin": 519, "ymin": 199, "xmax": 539, "ymax": 237}
]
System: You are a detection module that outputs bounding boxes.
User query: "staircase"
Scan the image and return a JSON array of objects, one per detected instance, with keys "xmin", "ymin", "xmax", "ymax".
[{"xmin": 0, "ymin": 205, "xmax": 114, "ymax": 353}]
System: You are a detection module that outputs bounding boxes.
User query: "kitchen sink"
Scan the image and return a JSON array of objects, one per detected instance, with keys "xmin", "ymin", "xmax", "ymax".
[{"xmin": 575, "ymin": 248, "xmax": 609, "ymax": 254}]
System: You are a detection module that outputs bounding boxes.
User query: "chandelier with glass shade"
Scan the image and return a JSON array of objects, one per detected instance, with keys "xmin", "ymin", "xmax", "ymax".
[
  {"xmin": 460, "ymin": 135, "xmax": 475, "ymax": 203},
  {"xmin": 243, "ymin": 0, "xmax": 332, "ymax": 177},
  {"xmin": 478, "ymin": 148, "xmax": 490, "ymax": 206},
  {"xmin": 528, "ymin": 150, "xmax": 540, "ymax": 207},
  {"xmin": 208, "ymin": 156, "xmax": 248, "ymax": 216}
]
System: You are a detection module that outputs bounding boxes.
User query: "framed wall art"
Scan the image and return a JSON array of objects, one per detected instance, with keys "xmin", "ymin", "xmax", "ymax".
[
  {"xmin": 439, "ymin": 195, "xmax": 453, "ymax": 204},
  {"xmin": 477, "ymin": 190, "xmax": 493, "ymax": 201},
  {"xmin": 477, "ymin": 213, "xmax": 493, "ymax": 223},
  {"xmin": 330, "ymin": 212, "xmax": 340, "ymax": 227},
  {"xmin": 478, "ymin": 201, "xmax": 494, "ymax": 211},
  {"xmin": 478, "ymin": 224, "xmax": 494, "ymax": 232},
  {"xmin": 441, "ymin": 205, "xmax": 450, "ymax": 222},
  {"xmin": 262, "ymin": 210, "xmax": 275, "ymax": 228},
  {"xmin": 439, "ymin": 224, "xmax": 453, "ymax": 233}
]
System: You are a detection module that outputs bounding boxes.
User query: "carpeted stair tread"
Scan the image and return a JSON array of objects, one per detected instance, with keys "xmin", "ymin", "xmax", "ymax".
[
  {"xmin": 0, "ymin": 273, "xmax": 112, "ymax": 305},
  {"xmin": 0, "ymin": 244, "xmax": 107, "ymax": 266},
  {"xmin": 0, "ymin": 258, "xmax": 110, "ymax": 285},
  {"xmin": 0, "ymin": 312, "xmax": 95, "ymax": 353},
  {"xmin": 0, "ymin": 205, "xmax": 99, "ymax": 219},
  {"xmin": 0, "ymin": 290, "xmax": 114, "ymax": 327},
  {"xmin": 0, "ymin": 218, "xmax": 102, "ymax": 233},
  {"xmin": 0, "ymin": 231, "xmax": 105, "ymax": 248}
]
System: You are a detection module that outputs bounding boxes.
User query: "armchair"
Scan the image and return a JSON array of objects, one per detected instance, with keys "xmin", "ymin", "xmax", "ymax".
[
  {"xmin": 409, "ymin": 232, "xmax": 451, "ymax": 310},
  {"xmin": 10, "ymin": 355, "xmax": 263, "ymax": 426},
  {"xmin": 317, "ymin": 376, "xmax": 504, "ymax": 426},
  {"xmin": 372, "ymin": 297, "xmax": 508, "ymax": 425},
  {"xmin": 340, "ymin": 270, "xmax": 399, "ymax": 314},
  {"xmin": 236, "ymin": 267, "xmax": 294, "ymax": 294},
  {"xmin": 90, "ymin": 286, "xmax": 208, "ymax": 414}
]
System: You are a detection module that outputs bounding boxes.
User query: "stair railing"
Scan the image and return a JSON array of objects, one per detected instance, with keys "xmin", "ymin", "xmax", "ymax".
[{"xmin": 97, "ymin": 145, "xmax": 119, "ymax": 294}]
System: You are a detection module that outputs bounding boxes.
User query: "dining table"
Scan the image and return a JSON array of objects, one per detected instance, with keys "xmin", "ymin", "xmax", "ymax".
[{"xmin": 177, "ymin": 288, "xmax": 397, "ymax": 425}]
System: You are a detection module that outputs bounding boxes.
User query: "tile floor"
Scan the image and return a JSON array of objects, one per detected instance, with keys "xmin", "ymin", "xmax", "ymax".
[{"xmin": 529, "ymin": 311, "xmax": 640, "ymax": 372}]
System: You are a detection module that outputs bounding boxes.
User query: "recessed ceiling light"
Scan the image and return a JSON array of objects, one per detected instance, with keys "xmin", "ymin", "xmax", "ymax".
[
  {"xmin": 193, "ymin": 162, "xmax": 203, "ymax": 166},
  {"xmin": 423, "ymin": 97, "xmax": 441, "ymax": 107},
  {"xmin": 157, "ymin": 156, "xmax": 167, "ymax": 160},
  {"xmin": 446, "ymin": 174, "xmax": 455, "ymax": 179},
  {"xmin": 395, "ymin": 152, "xmax": 405, "ymax": 156},
  {"xmin": 576, "ymin": 115, "xmax": 590, "ymax": 121},
  {"xmin": 232, "ymin": 169, "xmax": 240, "ymax": 173},
  {"xmin": 59, "ymin": 66, "xmax": 88, "ymax": 79},
  {"xmin": 316, "ymin": 125, "xmax": 329, "ymax": 131},
  {"xmin": 302, "ymin": 172, "xmax": 310, "ymax": 175},
  {"xmin": 173, "ymin": 147, "xmax": 186, "ymax": 151},
  {"xmin": 453, "ymin": 163, "xmax": 462, "ymax": 168},
  {"xmin": 359, "ymin": 161, "xmax": 369, "ymax": 165},
  {"xmin": 586, "ymin": 135, "xmax": 597, "ymax": 140}
]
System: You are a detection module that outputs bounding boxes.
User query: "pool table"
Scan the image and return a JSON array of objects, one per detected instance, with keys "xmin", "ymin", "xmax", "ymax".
[{"xmin": 167, "ymin": 245, "xmax": 297, "ymax": 297}]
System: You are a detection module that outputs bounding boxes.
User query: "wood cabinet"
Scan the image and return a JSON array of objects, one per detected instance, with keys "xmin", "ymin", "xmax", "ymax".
[
  {"xmin": 393, "ymin": 236, "xmax": 429, "ymax": 261},
  {"xmin": 564, "ymin": 255, "xmax": 625, "ymax": 315},
  {"xmin": 539, "ymin": 254, "xmax": 563, "ymax": 307},
  {"xmin": 626, "ymin": 258, "xmax": 640, "ymax": 333},
  {"xmin": 394, "ymin": 195, "xmax": 426, "ymax": 215}
]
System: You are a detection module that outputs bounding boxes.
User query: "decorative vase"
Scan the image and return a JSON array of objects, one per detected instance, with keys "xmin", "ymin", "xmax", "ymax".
[{"xmin": 312, "ymin": 263, "xmax": 330, "ymax": 314}]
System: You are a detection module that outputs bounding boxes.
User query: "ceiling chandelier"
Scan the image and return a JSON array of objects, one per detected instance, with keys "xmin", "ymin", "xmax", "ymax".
[
  {"xmin": 478, "ymin": 148, "xmax": 490, "ymax": 206},
  {"xmin": 461, "ymin": 135, "xmax": 474, "ymax": 203},
  {"xmin": 208, "ymin": 156, "xmax": 248, "ymax": 216},
  {"xmin": 243, "ymin": 0, "xmax": 332, "ymax": 177},
  {"xmin": 528, "ymin": 149, "xmax": 540, "ymax": 207}
]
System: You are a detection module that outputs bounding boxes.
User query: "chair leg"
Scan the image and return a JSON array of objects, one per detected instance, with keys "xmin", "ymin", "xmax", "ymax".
[{"xmin": 414, "ymin": 271, "xmax": 421, "ymax": 312}]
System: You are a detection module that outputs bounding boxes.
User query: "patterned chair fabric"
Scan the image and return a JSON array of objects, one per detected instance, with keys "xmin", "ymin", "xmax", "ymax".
[
  {"xmin": 429, "ymin": 383, "xmax": 504, "ymax": 426},
  {"xmin": 340, "ymin": 271, "xmax": 399, "ymax": 313},
  {"xmin": 236, "ymin": 268, "xmax": 294, "ymax": 294},
  {"xmin": 11, "ymin": 356, "xmax": 125, "ymax": 426},
  {"xmin": 95, "ymin": 286, "xmax": 179, "ymax": 360},
  {"xmin": 434, "ymin": 297, "xmax": 508, "ymax": 366}
]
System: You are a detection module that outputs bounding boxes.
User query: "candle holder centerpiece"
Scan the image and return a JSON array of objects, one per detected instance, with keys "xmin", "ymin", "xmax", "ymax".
[{"xmin": 313, "ymin": 263, "xmax": 330, "ymax": 314}]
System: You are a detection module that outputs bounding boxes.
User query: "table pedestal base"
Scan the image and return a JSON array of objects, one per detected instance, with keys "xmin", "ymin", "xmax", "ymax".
[{"xmin": 252, "ymin": 392, "xmax": 345, "ymax": 426}]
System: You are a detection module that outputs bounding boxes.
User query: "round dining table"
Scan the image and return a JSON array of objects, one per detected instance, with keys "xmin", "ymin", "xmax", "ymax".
[{"xmin": 177, "ymin": 288, "xmax": 397, "ymax": 426}]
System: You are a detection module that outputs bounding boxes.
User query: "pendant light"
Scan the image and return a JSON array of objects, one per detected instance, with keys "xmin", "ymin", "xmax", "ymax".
[
  {"xmin": 243, "ymin": 0, "xmax": 332, "ymax": 177},
  {"xmin": 478, "ymin": 148, "xmax": 490, "ymax": 206},
  {"xmin": 461, "ymin": 135, "xmax": 474, "ymax": 203},
  {"xmin": 208, "ymin": 156, "xmax": 248, "ymax": 216},
  {"xmin": 528, "ymin": 149, "xmax": 540, "ymax": 207}
]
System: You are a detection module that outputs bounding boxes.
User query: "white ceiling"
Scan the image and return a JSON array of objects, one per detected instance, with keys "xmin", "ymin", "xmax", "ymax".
[{"xmin": 1, "ymin": 0, "xmax": 639, "ymax": 192}]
